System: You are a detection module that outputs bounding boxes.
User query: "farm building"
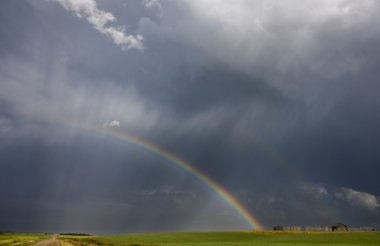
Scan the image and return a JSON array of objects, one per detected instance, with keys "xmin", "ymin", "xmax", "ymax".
[
  {"xmin": 331, "ymin": 223, "xmax": 348, "ymax": 231},
  {"xmin": 273, "ymin": 226, "xmax": 302, "ymax": 231},
  {"xmin": 273, "ymin": 223, "xmax": 356, "ymax": 232},
  {"xmin": 304, "ymin": 226, "xmax": 330, "ymax": 231},
  {"xmin": 349, "ymin": 227, "xmax": 375, "ymax": 231}
]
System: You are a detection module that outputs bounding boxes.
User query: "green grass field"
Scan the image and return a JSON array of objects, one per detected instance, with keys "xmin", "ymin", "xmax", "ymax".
[
  {"xmin": 0, "ymin": 233, "xmax": 49, "ymax": 246},
  {"xmin": 58, "ymin": 231, "xmax": 380, "ymax": 246}
]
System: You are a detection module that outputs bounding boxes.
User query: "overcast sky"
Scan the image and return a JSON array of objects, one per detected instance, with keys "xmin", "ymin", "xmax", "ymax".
[{"xmin": 1, "ymin": 0, "xmax": 380, "ymax": 234}]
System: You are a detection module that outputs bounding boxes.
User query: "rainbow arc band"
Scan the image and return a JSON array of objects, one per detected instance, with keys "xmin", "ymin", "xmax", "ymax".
[{"xmin": 93, "ymin": 126, "xmax": 263, "ymax": 230}]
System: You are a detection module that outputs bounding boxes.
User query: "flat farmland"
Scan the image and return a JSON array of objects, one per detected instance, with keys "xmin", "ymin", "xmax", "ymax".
[
  {"xmin": 58, "ymin": 231, "xmax": 380, "ymax": 246},
  {"xmin": 0, "ymin": 233, "xmax": 50, "ymax": 246}
]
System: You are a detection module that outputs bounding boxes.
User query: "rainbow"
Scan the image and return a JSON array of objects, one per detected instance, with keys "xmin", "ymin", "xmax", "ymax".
[{"xmin": 87, "ymin": 125, "xmax": 264, "ymax": 230}]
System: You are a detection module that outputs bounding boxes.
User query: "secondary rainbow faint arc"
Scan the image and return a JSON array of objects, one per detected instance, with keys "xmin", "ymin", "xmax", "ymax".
[{"xmin": 89, "ymin": 125, "xmax": 263, "ymax": 230}]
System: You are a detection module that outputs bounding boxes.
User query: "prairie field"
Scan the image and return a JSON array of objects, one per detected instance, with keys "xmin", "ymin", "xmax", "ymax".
[
  {"xmin": 58, "ymin": 231, "xmax": 380, "ymax": 246},
  {"xmin": 0, "ymin": 233, "xmax": 49, "ymax": 246}
]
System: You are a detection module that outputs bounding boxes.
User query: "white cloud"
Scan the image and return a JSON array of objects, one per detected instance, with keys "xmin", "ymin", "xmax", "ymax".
[
  {"xmin": 336, "ymin": 187, "xmax": 379, "ymax": 211},
  {"xmin": 142, "ymin": 0, "xmax": 161, "ymax": 9},
  {"xmin": 54, "ymin": 0, "xmax": 144, "ymax": 50},
  {"xmin": 103, "ymin": 120, "xmax": 120, "ymax": 128}
]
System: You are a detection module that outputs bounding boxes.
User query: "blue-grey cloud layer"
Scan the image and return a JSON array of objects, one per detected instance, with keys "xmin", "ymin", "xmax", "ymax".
[{"xmin": 0, "ymin": 0, "xmax": 379, "ymax": 233}]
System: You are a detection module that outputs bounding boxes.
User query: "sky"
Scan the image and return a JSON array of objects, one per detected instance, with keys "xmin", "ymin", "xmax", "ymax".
[{"xmin": 0, "ymin": 0, "xmax": 380, "ymax": 234}]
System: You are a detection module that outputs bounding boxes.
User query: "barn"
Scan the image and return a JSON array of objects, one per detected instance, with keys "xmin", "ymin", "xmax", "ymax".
[{"xmin": 331, "ymin": 223, "xmax": 348, "ymax": 231}]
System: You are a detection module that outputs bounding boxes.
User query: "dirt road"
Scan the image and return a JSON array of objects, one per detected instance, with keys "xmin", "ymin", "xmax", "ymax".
[{"xmin": 31, "ymin": 235, "xmax": 61, "ymax": 246}]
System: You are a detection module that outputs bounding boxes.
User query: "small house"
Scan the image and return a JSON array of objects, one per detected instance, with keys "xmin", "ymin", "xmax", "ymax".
[{"xmin": 331, "ymin": 223, "xmax": 348, "ymax": 231}]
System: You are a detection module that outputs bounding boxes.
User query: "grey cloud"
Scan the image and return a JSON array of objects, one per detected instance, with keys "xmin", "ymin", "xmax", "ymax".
[
  {"xmin": 142, "ymin": 0, "xmax": 380, "ymax": 95},
  {"xmin": 298, "ymin": 183, "xmax": 329, "ymax": 199},
  {"xmin": 0, "ymin": 56, "xmax": 158, "ymax": 135},
  {"xmin": 336, "ymin": 187, "xmax": 379, "ymax": 211}
]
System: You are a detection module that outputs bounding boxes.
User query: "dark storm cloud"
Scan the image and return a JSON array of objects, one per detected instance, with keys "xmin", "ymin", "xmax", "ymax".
[{"xmin": 1, "ymin": 0, "xmax": 380, "ymax": 233}]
